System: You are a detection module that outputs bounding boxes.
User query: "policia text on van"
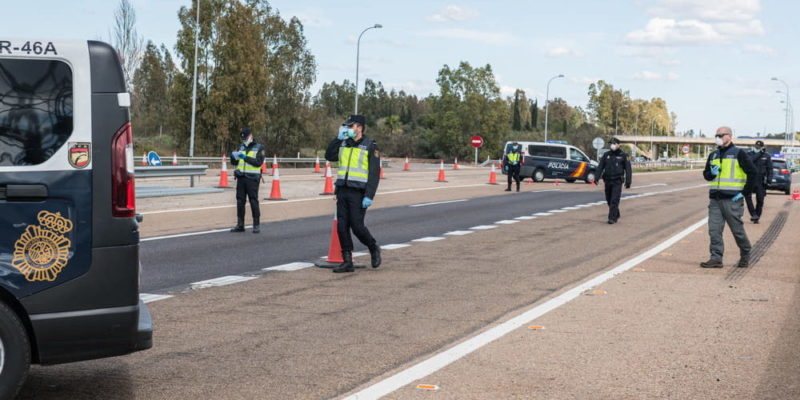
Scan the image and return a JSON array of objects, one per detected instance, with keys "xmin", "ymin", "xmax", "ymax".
[{"xmin": 0, "ymin": 40, "xmax": 152, "ymax": 398}]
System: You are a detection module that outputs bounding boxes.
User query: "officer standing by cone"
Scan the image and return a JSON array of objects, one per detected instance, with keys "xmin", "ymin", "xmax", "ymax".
[
  {"xmin": 595, "ymin": 137, "xmax": 632, "ymax": 224},
  {"xmin": 745, "ymin": 140, "xmax": 772, "ymax": 224},
  {"xmin": 700, "ymin": 126, "xmax": 757, "ymax": 268},
  {"xmin": 504, "ymin": 141, "xmax": 522, "ymax": 192},
  {"xmin": 325, "ymin": 115, "xmax": 382, "ymax": 273},
  {"xmin": 230, "ymin": 127, "xmax": 265, "ymax": 233}
]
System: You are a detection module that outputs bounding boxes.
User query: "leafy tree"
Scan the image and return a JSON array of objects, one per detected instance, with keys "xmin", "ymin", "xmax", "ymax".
[{"xmin": 112, "ymin": 0, "xmax": 144, "ymax": 89}]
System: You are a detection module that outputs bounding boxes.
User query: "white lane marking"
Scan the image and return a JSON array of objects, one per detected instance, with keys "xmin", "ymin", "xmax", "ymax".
[
  {"xmin": 514, "ymin": 216, "xmax": 536, "ymax": 220},
  {"xmin": 410, "ymin": 199, "xmax": 468, "ymax": 208},
  {"xmin": 142, "ymin": 184, "xmax": 488, "ymax": 216},
  {"xmin": 495, "ymin": 220, "xmax": 519, "ymax": 225},
  {"xmin": 140, "ymin": 293, "xmax": 173, "ymax": 303},
  {"xmin": 142, "ymin": 227, "xmax": 235, "ymax": 242},
  {"xmin": 561, "ymin": 206, "xmax": 579, "ymax": 210},
  {"xmin": 534, "ymin": 212, "xmax": 553, "ymax": 216},
  {"xmin": 344, "ymin": 217, "xmax": 709, "ymax": 400},
  {"xmin": 630, "ymin": 183, "xmax": 667, "ymax": 189},
  {"xmin": 575, "ymin": 204, "xmax": 592, "ymax": 208},
  {"xmin": 382, "ymin": 243, "xmax": 411, "ymax": 250},
  {"xmin": 264, "ymin": 262, "xmax": 314, "ymax": 272},
  {"xmin": 190, "ymin": 275, "xmax": 257, "ymax": 289},
  {"xmin": 548, "ymin": 209, "xmax": 568, "ymax": 213},
  {"xmin": 413, "ymin": 237, "xmax": 446, "ymax": 242},
  {"xmin": 445, "ymin": 230, "xmax": 474, "ymax": 236},
  {"xmin": 470, "ymin": 225, "xmax": 498, "ymax": 230}
]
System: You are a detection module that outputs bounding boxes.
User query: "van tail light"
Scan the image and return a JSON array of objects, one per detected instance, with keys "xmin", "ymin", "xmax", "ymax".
[
  {"xmin": 781, "ymin": 169, "xmax": 790, "ymax": 174},
  {"xmin": 111, "ymin": 123, "xmax": 136, "ymax": 218}
]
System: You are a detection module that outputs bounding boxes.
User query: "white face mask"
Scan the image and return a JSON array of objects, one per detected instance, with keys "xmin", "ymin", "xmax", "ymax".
[
  {"xmin": 610, "ymin": 144, "xmax": 619, "ymax": 151},
  {"xmin": 714, "ymin": 137, "xmax": 724, "ymax": 146}
]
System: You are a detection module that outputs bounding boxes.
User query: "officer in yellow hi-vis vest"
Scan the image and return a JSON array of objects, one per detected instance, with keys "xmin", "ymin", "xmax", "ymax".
[
  {"xmin": 231, "ymin": 127, "xmax": 265, "ymax": 233},
  {"xmin": 325, "ymin": 115, "xmax": 381, "ymax": 273},
  {"xmin": 504, "ymin": 141, "xmax": 522, "ymax": 192},
  {"xmin": 700, "ymin": 126, "xmax": 757, "ymax": 269}
]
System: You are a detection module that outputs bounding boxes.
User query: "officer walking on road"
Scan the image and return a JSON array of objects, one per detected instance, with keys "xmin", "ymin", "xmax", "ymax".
[
  {"xmin": 745, "ymin": 140, "xmax": 772, "ymax": 224},
  {"xmin": 700, "ymin": 126, "xmax": 757, "ymax": 268},
  {"xmin": 325, "ymin": 115, "xmax": 382, "ymax": 273},
  {"xmin": 230, "ymin": 127, "xmax": 265, "ymax": 233},
  {"xmin": 595, "ymin": 138, "xmax": 632, "ymax": 224},
  {"xmin": 504, "ymin": 141, "xmax": 522, "ymax": 192}
]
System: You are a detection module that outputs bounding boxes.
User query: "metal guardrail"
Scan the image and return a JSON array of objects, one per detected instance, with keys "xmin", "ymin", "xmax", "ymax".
[
  {"xmin": 135, "ymin": 165, "xmax": 209, "ymax": 178},
  {"xmin": 162, "ymin": 156, "xmax": 388, "ymax": 168}
]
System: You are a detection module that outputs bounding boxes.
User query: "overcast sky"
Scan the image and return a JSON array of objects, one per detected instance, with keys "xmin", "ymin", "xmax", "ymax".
[{"xmin": 6, "ymin": 0, "xmax": 798, "ymax": 137}]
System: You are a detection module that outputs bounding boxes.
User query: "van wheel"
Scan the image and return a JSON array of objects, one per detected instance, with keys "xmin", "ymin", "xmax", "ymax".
[
  {"xmin": 533, "ymin": 169, "xmax": 545, "ymax": 182},
  {"xmin": 565, "ymin": 178, "xmax": 576, "ymax": 183},
  {"xmin": 0, "ymin": 302, "xmax": 30, "ymax": 400},
  {"xmin": 585, "ymin": 171, "xmax": 596, "ymax": 184}
]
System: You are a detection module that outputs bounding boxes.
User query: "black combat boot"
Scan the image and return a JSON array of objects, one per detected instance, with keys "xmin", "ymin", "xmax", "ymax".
[
  {"xmin": 230, "ymin": 225, "xmax": 245, "ymax": 232},
  {"xmin": 333, "ymin": 251, "xmax": 355, "ymax": 273},
  {"xmin": 252, "ymin": 225, "xmax": 260, "ymax": 234},
  {"xmin": 369, "ymin": 245, "xmax": 382, "ymax": 268}
]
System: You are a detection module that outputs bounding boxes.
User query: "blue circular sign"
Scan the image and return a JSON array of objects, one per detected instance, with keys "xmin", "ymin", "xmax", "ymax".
[{"xmin": 147, "ymin": 151, "xmax": 162, "ymax": 166}]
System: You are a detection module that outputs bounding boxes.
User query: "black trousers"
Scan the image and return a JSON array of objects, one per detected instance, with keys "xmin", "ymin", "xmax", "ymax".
[
  {"xmin": 745, "ymin": 180, "xmax": 766, "ymax": 219},
  {"xmin": 604, "ymin": 178, "xmax": 623, "ymax": 222},
  {"xmin": 336, "ymin": 186, "xmax": 377, "ymax": 252},
  {"xmin": 236, "ymin": 176, "xmax": 261, "ymax": 226},
  {"xmin": 507, "ymin": 164, "xmax": 521, "ymax": 189}
]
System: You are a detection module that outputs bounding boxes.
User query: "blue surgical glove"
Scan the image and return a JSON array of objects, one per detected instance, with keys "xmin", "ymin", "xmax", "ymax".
[
  {"xmin": 710, "ymin": 165, "xmax": 720, "ymax": 176},
  {"xmin": 337, "ymin": 125, "xmax": 348, "ymax": 140},
  {"xmin": 732, "ymin": 193, "xmax": 743, "ymax": 202},
  {"xmin": 231, "ymin": 151, "xmax": 239, "ymax": 160},
  {"xmin": 362, "ymin": 197, "xmax": 373, "ymax": 208},
  {"xmin": 237, "ymin": 152, "xmax": 246, "ymax": 160}
]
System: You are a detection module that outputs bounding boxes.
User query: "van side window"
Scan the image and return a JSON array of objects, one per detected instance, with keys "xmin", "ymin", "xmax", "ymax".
[
  {"xmin": 0, "ymin": 59, "xmax": 73, "ymax": 166},
  {"xmin": 570, "ymin": 148, "xmax": 588, "ymax": 162},
  {"xmin": 529, "ymin": 145, "xmax": 547, "ymax": 157},
  {"xmin": 548, "ymin": 146, "xmax": 566, "ymax": 158}
]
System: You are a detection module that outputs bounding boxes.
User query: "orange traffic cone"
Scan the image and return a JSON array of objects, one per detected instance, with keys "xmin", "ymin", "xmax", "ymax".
[
  {"xmin": 313, "ymin": 156, "xmax": 321, "ymax": 173},
  {"xmin": 488, "ymin": 163, "xmax": 499, "ymax": 185},
  {"xmin": 453, "ymin": 157, "xmax": 459, "ymax": 170},
  {"xmin": 261, "ymin": 160, "xmax": 267, "ymax": 174},
  {"xmin": 435, "ymin": 160, "xmax": 448, "ymax": 182},
  {"xmin": 323, "ymin": 161, "xmax": 330, "ymax": 178},
  {"xmin": 172, "ymin": 152, "xmax": 178, "ymax": 165},
  {"xmin": 141, "ymin": 152, "xmax": 147, "ymax": 166},
  {"xmin": 320, "ymin": 163, "xmax": 335, "ymax": 195},
  {"xmin": 270, "ymin": 155, "xmax": 278, "ymax": 176},
  {"xmin": 553, "ymin": 178, "xmax": 560, "ymax": 186},
  {"xmin": 315, "ymin": 215, "xmax": 344, "ymax": 268},
  {"xmin": 217, "ymin": 154, "xmax": 229, "ymax": 188},
  {"xmin": 379, "ymin": 157, "xmax": 385, "ymax": 179},
  {"xmin": 792, "ymin": 190, "xmax": 800, "ymax": 200},
  {"xmin": 403, "ymin": 157, "xmax": 411, "ymax": 171},
  {"xmin": 265, "ymin": 165, "xmax": 286, "ymax": 201}
]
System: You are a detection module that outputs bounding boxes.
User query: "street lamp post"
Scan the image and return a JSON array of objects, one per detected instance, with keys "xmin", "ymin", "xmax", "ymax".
[
  {"xmin": 543, "ymin": 74, "xmax": 564, "ymax": 143},
  {"xmin": 772, "ymin": 77, "xmax": 790, "ymax": 147},
  {"xmin": 188, "ymin": 0, "xmax": 201, "ymax": 187},
  {"xmin": 354, "ymin": 23, "xmax": 382, "ymax": 115}
]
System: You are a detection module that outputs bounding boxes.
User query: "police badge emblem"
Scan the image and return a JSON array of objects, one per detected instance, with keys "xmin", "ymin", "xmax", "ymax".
[
  {"xmin": 68, "ymin": 142, "xmax": 91, "ymax": 168},
  {"xmin": 11, "ymin": 211, "xmax": 74, "ymax": 282}
]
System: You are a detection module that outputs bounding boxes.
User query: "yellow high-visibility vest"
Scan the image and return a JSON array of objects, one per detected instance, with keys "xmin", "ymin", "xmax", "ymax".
[
  {"xmin": 709, "ymin": 146, "xmax": 747, "ymax": 196},
  {"xmin": 507, "ymin": 152, "xmax": 520, "ymax": 164},
  {"xmin": 337, "ymin": 139, "xmax": 372, "ymax": 188},
  {"xmin": 236, "ymin": 147, "xmax": 261, "ymax": 174}
]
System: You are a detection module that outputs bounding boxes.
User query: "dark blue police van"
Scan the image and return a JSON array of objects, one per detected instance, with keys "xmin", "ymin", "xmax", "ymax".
[
  {"xmin": 0, "ymin": 39, "xmax": 151, "ymax": 398},
  {"xmin": 503, "ymin": 141, "xmax": 598, "ymax": 183}
]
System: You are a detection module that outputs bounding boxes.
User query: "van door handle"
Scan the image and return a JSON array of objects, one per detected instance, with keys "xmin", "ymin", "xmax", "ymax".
[{"xmin": 0, "ymin": 184, "xmax": 49, "ymax": 200}]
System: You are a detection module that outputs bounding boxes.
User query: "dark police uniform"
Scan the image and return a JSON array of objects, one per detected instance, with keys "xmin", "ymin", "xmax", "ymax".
[
  {"xmin": 596, "ymin": 141, "xmax": 632, "ymax": 224},
  {"xmin": 325, "ymin": 115, "xmax": 381, "ymax": 272},
  {"xmin": 231, "ymin": 129, "xmax": 265, "ymax": 233},
  {"xmin": 504, "ymin": 144, "xmax": 522, "ymax": 192},
  {"xmin": 744, "ymin": 146, "xmax": 772, "ymax": 223}
]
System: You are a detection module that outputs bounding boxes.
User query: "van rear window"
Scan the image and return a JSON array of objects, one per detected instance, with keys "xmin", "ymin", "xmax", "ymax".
[{"xmin": 0, "ymin": 59, "xmax": 73, "ymax": 166}]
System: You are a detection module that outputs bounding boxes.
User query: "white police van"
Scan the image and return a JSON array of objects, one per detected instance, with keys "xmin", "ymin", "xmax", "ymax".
[
  {"xmin": 503, "ymin": 141, "xmax": 598, "ymax": 183},
  {"xmin": 0, "ymin": 39, "xmax": 151, "ymax": 398}
]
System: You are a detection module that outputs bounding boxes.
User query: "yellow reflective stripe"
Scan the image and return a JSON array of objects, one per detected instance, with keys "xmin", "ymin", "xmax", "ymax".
[
  {"xmin": 507, "ymin": 153, "xmax": 520, "ymax": 162},
  {"xmin": 237, "ymin": 150, "xmax": 260, "ymax": 172},
  {"xmin": 709, "ymin": 151, "xmax": 746, "ymax": 191},
  {"xmin": 337, "ymin": 144, "xmax": 370, "ymax": 183}
]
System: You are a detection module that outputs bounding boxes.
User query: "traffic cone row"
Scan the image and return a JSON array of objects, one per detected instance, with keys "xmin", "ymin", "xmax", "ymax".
[
  {"xmin": 487, "ymin": 163, "xmax": 498, "ymax": 185},
  {"xmin": 265, "ymin": 162, "xmax": 286, "ymax": 201},
  {"xmin": 320, "ymin": 162, "xmax": 334, "ymax": 195},
  {"xmin": 435, "ymin": 160, "xmax": 448, "ymax": 182},
  {"xmin": 217, "ymin": 154, "xmax": 229, "ymax": 188},
  {"xmin": 403, "ymin": 157, "xmax": 411, "ymax": 171}
]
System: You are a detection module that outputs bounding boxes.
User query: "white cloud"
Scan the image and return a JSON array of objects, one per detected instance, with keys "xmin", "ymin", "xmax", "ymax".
[
  {"xmin": 633, "ymin": 70, "xmax": 679, "ymax": 81},
  {"xmin": 545, "ymin": 46, "xmax": 583, "ymax": 57},
  {"xmin": 742, "ymin": 43, "xmax": 775, "ymax": 55},
  {"xmin": 626, "ymin": 18, "xmax": 725, "ymax": 45},
  {"xmin": 421, "ymin": 28, "xmax": 518, "ymax": 45},
  {"xmin": 500, "ymin": 85, "xmax": 517, "ymax": 98},
  {"xmin": 649, "ymin": 0, "xmax": 761, "ymax": 22},
  {"xmin": 384, "ymin": 80, "xmax": 437, "ymax": 96},
  {"xmin": 569, "ymin": 77, "xmax": 599, "ymax": 85},
  {"xmin": 426, "ymin": 5, "xmax": 480, "ymax": 23},
  {"xmin": 289, "ymin": 8, "xmax": 332, "ymax": 27}
]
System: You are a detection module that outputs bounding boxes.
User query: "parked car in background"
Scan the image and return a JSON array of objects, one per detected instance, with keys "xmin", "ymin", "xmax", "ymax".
[{"xmin": 767, "ymin": 158, "xmax": 793, "ymax": 195}]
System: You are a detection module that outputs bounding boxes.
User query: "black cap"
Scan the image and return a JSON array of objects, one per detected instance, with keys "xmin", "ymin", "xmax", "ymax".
[
  {"xmin": 240, "ymin": 127, "xmax": 252, "ymax": 140},
  {"xmin": 344, "ymin": 114, "xmax": 366, "ymax": 126},
  {"xmin": 609, "ymin": 137, "xmax": 621, "ymax": 144},
  {"xmin": 755, "ymin": 140, "xmax": 764, "ymax": 147}
]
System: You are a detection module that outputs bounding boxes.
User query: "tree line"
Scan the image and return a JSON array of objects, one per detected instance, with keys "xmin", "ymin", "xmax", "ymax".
[{"xmin": 123, "ymin": 0, "xmax": 677, "ymax": 160}]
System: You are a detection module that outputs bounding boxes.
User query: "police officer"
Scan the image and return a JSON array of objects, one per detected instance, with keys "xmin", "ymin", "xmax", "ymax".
[
  {"xmin": 504, "ymin": 141, "xmax": 522, "ymax": 192},
  {"xmin": 700, "ymin": 126, "xmax": 757, "ymax": 268},
  {"xmin": 325, "ymin": 115, "xmax": 381, "ymax": 273},
  {"xmin": 595, "ymin": 137, "xmax": 632, "ymax": 224},
  {"xmin": 230, "ymin": 127, "xmax": 265, "ymax": 233},
  {"xmin": 745, "ymin": 140, "xmax": 772, "ymax": 223}
]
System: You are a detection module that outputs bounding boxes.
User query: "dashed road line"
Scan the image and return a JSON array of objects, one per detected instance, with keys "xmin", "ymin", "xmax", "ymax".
[
  {"xmin": 382, "ymin": 243, "xmax": 411, "ymax": 250},
  {"xmin": 264, "ymin": 262, "xmax": 314, "ymax": 272},
  {"xmin": 190, "ymin": 275, "xmax": 257, "ymax": 289},
  {"xmin": 494, "ymin": 220, "xmax": 519, "ymax": 225},
  {"xmin": 413, "ymin": 237, "xmax": 446, "ymax": 242},
  {"xmin": 534, "ymin": 212, "xmax": 553, "ymax": 216},
  {"xmin": 410, "ymin": 199, "xmax": 468, "ymax": 207},
  {"xmin": 514, "ymin": 216, "xmax": 536, "ymax": 220},
  {"xmin": 548, "ymin": 209, "xmax": 568, "ymax": 213},
  {"xmin": 140, "ymin": 293, "xmax": 174, "ymax": 303},
  {"xmin": 469, "ymin": 225, "xmax": 498, "ymax": 230},
  {"xmin": 445, "ymin": 230, "xmax": 474, "ymax": 236}
]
